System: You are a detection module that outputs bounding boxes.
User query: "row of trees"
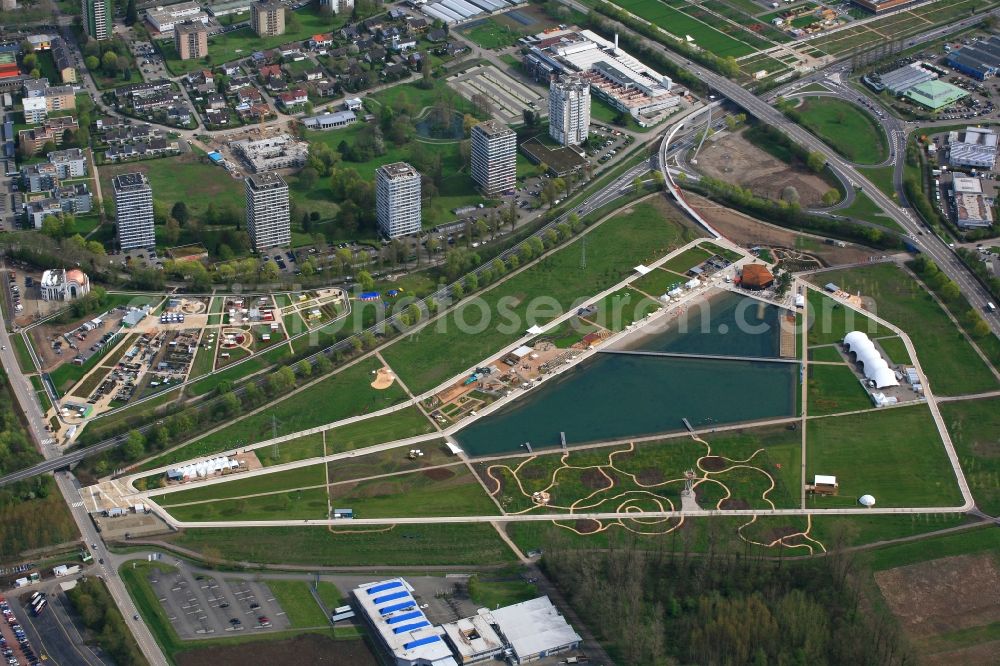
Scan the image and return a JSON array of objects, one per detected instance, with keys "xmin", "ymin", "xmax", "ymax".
[
  {"xmin": 67, "ymin": 578, "xmax": 146, "ymax": 665},
  {"xmin": 542, "ymin": 528, "xmax": 912, "ymax": 665},
  {"xmin": 912, "ymin": 255, "xmax": 993, "ymax": 339}
]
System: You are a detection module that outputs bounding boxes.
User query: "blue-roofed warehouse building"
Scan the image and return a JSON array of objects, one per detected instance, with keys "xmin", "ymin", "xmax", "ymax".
[
  {"xmin": 353, "ymin": 578, "xmax": 458, "ymax": 666},
  {"xmin": 946, "ymin": 35, "xmax": 1000, "ymax": 80}
]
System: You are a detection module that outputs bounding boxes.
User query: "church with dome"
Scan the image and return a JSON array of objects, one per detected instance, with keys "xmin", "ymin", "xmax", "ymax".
[{"xmin": 40, "ymin": 268, "xmax": 91, "ymax": 301}]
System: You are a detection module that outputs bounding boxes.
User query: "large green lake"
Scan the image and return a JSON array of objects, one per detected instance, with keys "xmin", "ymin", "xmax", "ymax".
[{"xmin": 454, "ymin": 292, "xmax": 797, "ymax": 456}]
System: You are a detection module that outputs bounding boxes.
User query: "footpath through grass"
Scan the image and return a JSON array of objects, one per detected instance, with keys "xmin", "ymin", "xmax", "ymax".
[
  {"xmin": 382, "ymin": 197, "xmax": 701, "ymax": 394},
  {"xmin": 808, "ymin": 264, "xmax": 998, "ymax": 396},
  {"xmin": 806, "ymin": 405, "xmax": 963, "ymax": 509},
  {"xmin": 793, "ymin": 97, "xmax": 888, "ymax": 165},
  {"xmin": 155, "ymin": 464, "xmax": 326, "ymax": 505},
  {"xmin": 327, "ymin": 465, "xmax": 498, "ymax": 518}
]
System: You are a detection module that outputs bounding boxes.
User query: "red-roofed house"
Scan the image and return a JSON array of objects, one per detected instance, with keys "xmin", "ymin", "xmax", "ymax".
[
  {"xmin": 278, "ymin": 88, "xmax": 308, "ymax": 109},
  {"xmin": 308, "ymin": 34, "xmax": 332, "ymax": 49}
]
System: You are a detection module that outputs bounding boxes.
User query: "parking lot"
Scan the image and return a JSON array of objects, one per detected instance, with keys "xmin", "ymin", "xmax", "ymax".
[{"xmin": 146, "ymin": 565, "xmax": 292, "ymax": 639}]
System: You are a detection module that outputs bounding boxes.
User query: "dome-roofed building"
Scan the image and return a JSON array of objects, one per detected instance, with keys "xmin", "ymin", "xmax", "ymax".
[
  {"xmin": 40, "ymin": 268, "xmax": 91, "ymax": 301},
  {"xmin": 843, "ymin": 331, "xmax": 898, "ymax": 388},
  {"xmin": 858, "ymin": 494, "xmax": 876, "ymax": 507}
]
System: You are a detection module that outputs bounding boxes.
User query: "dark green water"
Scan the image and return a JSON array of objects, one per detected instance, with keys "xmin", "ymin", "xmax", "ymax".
[{"xmin": 454, "ymin": 292, "xmax": 797, "ymax": 457}]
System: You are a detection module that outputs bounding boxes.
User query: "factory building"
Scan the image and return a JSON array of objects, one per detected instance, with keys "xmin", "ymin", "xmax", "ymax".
[{"xmin": 949, "ymin": 126, "xmax": 998, "ymax": 169}]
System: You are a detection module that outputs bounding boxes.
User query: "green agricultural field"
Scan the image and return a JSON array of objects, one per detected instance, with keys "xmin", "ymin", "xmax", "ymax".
[
  {"xmin": 266, "ymin": 581, "xmax": 330, "ymax": 627},
  {"xmin": 155, "ymin": 357, "xmax": 409, "ymax": 467},
  {"xmin": 324, "ymin": 406, "xmax": 435, "ymax": 453},
  {"xmin": 810, "ymin": 264, "xmax": 998, "ymax": 396},
  {"xmin": 188, "ymin": 343, "xmax": 215, "ymax": 380},
  {"xmin": 792, "ymin": 98, "xmax": 888, "ymax": 165},
  {"xmin": 99, "ymin": 152, "xmax": 244, "ymax": 220},
  {"xmin": 940, "ymin": 396, "xmax": 1000, "ymax": 514},
  {"xmin": 382, "ymin": 198, "xmax": 700, "ymax": 394},
  {"xmin": 165, "ymin": 524, "xmax": 517, "ymax": 566},
  {"xmin": 166, "ymin": 487, "xmax": 329, "ymax": 521},
  {"xmin": 461, "ymin": 17, "xmax": 524, "ymax": 49},
  {"xmin": 806, "ymin": 363, "xmax": 870, "ymax": 416},
  {"xmin": 806, "ymin": 290, "xmax": 889, "ymax": 346},
  {"xmin": 155, "ymin": 464, "xmax": 326, "ymax": 505},
  {"xmin": 327, "ymin": 466, "xmax": 497, "ymax": 518},
  {"xmin": 806, "ymin": 406, "xmax": 963, "ymax": 508}
]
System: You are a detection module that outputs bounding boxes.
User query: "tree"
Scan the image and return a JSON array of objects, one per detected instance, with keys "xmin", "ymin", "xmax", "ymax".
[
  {"xmin": 806, "ymin": 151, "xmax": 826, "ymax": 173},
  {"xmin": 85, "ymin": 55, "xmax": 100, "ymax": 71},
  {"xmin": 123, "ymin": 431, "xmax": 145, "ymax": 460},
  {"xmin": 298, "ymin": 166, "xmax": 318, "ymax": 189},
  {"xmin": 101, "ymin": 51, "xmax": 118, "ymax": 75},
  {"xmin": 40, "ymin": 216, "xmax": 64, "ymax": 239},
  {"xmin": 821, "ymin": 189, "xmax": 840, "ymax": 206},
  {"xmin": 164, "ymin": 218, "xmax": 180, "ymax": 245},
  {"xmin": 125, "ymin": 0, "xmax": 138, "ymax": 25},
  {"xmin": 171, "ymin": 201, "xmax": 190, "ymax": 226},
  {"xmin": 260, "ymin": 259, "xmax": 280, "ymax": 281},
  {"xmin": 358, "ymin": 270, "xmax": 375, "ymax": 291},
  {"xmin": 22, "ymin": 53, "xmax": 37, "ymax": 71}
]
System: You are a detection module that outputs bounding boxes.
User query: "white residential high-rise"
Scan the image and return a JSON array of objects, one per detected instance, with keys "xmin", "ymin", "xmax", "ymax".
[
  {"xmin": 548, "ymin": 76, "xmax": 591, "ymax": 146},
  {"xmin": 471, "ymin": 120, "xmax": 516, "ymax": 197},
  {"xmin": 113, "ymin": 173, "xmax": 155, "ymax": 250},
  {"xmin": 244, "ymin": 172, "xmax": 290, "ymax": 251},
  {"xmin": 319, "ymin": 0, "xmax": 354, "ymax": 13},
  {"xmin": 375, "ymin": 162, "xmax": 421, "ymax": 239}
]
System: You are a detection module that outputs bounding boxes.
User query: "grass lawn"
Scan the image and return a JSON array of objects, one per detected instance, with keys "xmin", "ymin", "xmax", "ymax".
[
  {"xmin": 589, "ymin": 96, "xmax": 642, "ymax": 131},
  {"xmin": 660, "ymin": 246, "xmax": 713, "ymax": 275},
  {"xmin": 859, "ymin": 524, "xmax": 1000, "ymax": 572},
  {"xmin": 315, "ymin": 582, "xmax": 344, "ymax": 610},
  {"xmin": 809, "ymin": 264, "xmax": 998, "ymax": 396},
  {"xmin": 155, "ymin": 464, "xmax": 326, "ymax": 505},
  {"xmin": 159, "ymin": 6, "xmax": 345, "ymax": 75},
  {"xmin": 259, "ymin": 433, "xmax": 326, "ymax": 467},
  {"xmin": 589, "ymin": 288, "xmax": 660, "ymax": 332},
  {"xmin": 99, "ymin": 151, "xmax": 243, "ymax": 219},
  {"xmin": 188, "ymin": 342, "xmax": 216, "ymax": 380},
  {"xmin": 166, "ymin": 487, "xmax": 329, "ymax": 521},
  {"xmin": 327, "ymin": 465, "xmax": 497, "ymax": 518},
  {"xmin": 810, "ymin": 512, "xmax": 970, "ymax": 549},
  {"xmin": 940, "ymin": 396, "xmax": 1000, "ymax": 515},
  {"xmin": 185, "ymin": 344, "xmax": 292, "ymax": 397},
  {"xmin": 325, "ymin": 406, "xmax": 435, "ymax": 454},
  {"xmin": 806, "ymin": 289, "xmax": 890, "ymax": 346},
  {"xmin": 876, "ymin": 336, "xmax": 911, "ymax": 365},
  {"xmin": 793, "ymin": 97, "xmax": 888, "ymax": 165},
  {"xmin": 12, "ymin": 334, "xmax": 35, "ymax": 374},
  {"xmin": 266, "ymin": 580, "xmax": 329, "ymax": 627},
  {"xmin": 858, "ymin": 165, "xmax": 897, "ymax": 199},
  {"xmin": 631, "ymin": 267, "xmax": 685, "ymax": 297},
  {"xmin": 460, "ymin": 17, "xmax": 524, "ymax": 49},
  {"xmin": 382, "ymin": 197, "xmax": 701, "ymax": 394},
  {"xmin": 806, "ymin": 405, "xmax": 963, "ymax": 508},
  {"xmin": 837, "ymin": 190, "xmax": 903, "ymax": 231},
  {"xmin": 806, "ymin": 363, "xmax": 871, "ymax": 416},
  {"xmin": 808, "ymin": 345, "xmax": 844, "ymax": 363},
  {"xmin": 165, "ymin": 524, "xmax": 516, "ymax": 566},
  {"xmin": 468, "ymin": 577, "xmax": 537, "ymax": 609}
]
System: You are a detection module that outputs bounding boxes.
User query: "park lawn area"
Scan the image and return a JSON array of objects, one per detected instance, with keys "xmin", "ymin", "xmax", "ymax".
[
  {"xmin": 368, "ymin": 77, "xmax": 476, "ymax": 116},
  {"xmin": 185, "ymin": 344, "xmax": 292, "ymax": 396},
  {"xmin": 876, "ymin": 336, "xmax": 911, "ymax": 365},
  {"xmin": 382, "ymin": 198, "xmax": 700, "ymax": 394},
  {"xmin": 13, "ymin": 334, "xmax": 35, "ymax": 374},
  {"xmin": 259, "ymin": 433, "xmax": 326, "ymax": 467},
  {"xmin": 805, "ymin": 289, "xmax": 890, "ymax": 346},
  {"xmin": 632, "ymin": 267, "xmax": 685, "ymax": 297},
  {"xmin": 99, "ymin": 151, "xmax": 243, "ymax": 219},
  {"xmin": 859, "ymin": 524, "xmax": 1000, "ymax": 572},
  {"xmin": 609, "ymin": 0, "xmax": 757, "ymax": 56},
  {"xmin": 808, "ymin": 345, "xmax": 844, "ymax": 363},
  {"xmin": 152, "ymin": 357, "xmax": 409, "ymax": 468},
  {"xmin": 325, "ymin": 406, "xmax": 435, "ymax": 453},
  {"xmin": 858, "ymin": 165, "xmax": 897, "ymax": 199},
  {"xmin": 468, "ymin": 578, "xmax": 537, "ymax": 609},
  {"xmin": 159, "ymin": 6, "xmax": 343, "ymax": 75},
  {"xmin": 806, "ymin": 405, "xmax": 963, "ymax": 508},
  {"xmin": 165, "ymin": 523, "xmax": 517, "ymax": 566},
  {"xmin": 659, "ymin": 246, "xmax": 713, "ymax": 275},
  {"xmin": 188, "ymin": 342, "xmax": 216, "ymax": 380},
  {"xmin": 940, "ymin": 396, "xmax": 1000, "ymax": 515},
  {"xmin": 327, "ymin": 440, "xmax": 451, "ymax": 483},
  {"xmin": 809, "ymin": 263, "xmax": 998, "ymax": 396},
  {"xmin": 166, "ymin": 487, "xmax": 329, "ymax": 521},
  {"xmin": 266, "ymin": 581, "xmax": 329, "ymax": 627},
  {"xmin": 810, "ymin": 512, "xmax": 970, "ymax": 549},
  {"xmin": 460, "ymin": 17, "xmax": 524, "ymax": 49},
  {"xmin": 837, "ymin": 190, "xmax": 903, "ymax": 231},
  {"xmin": 793, "ymin": 97, "xmax": 888, "ymax": 165},
  {"xmin": 806, "ymin": 363, "xmax": 870, "ymax": 416},
  {"xmin": 589, "ymin": 96, "xmax": 642, "ymax": 131},
  {"xmin": 327, "ymin": 466, "xmax": 498, "ymax": 518},
  {"xmin": 589, "ymin": 288, "xmax": 660, "ymax": 332},
  {"xmin": 154, "ymin": 464, "xmax": 326, "ymax": 505}
]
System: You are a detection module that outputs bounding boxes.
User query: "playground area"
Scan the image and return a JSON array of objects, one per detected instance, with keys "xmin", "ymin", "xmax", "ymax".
[
  {"xmin": 280, "ymin": 289, "xmax": 347, "ymax": 332},
  {"xmin": 370, "ymin": 367, "xmax": 397, "ymax": 390}
]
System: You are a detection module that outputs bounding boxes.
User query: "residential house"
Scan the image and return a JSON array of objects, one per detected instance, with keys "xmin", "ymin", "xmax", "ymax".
[
  {"xmin": 390, "ymin": 35, "xmax": 416, "ymax": 51},
  {"xmin": 132, "ymin": 91, "xmax": 178, "ymax": 112},
  {"xmin": 204, "ymin": 107, "xmax": 229, "ymax": 126},
  {"xmin": 362, "ymin": 16, "xmax": 384, "ymax": 33},
  {"xmin": 344, "ymin": 97, "xmax": 363, "ymax": 111},
  {"xmin": 48, "ymin": 148, "xmax": 87, "ymax": 178},
  {"xmin": 308, "ymin": 33, "xmax": 333, "ymax": 49},
  {"xmin": 315, "ymin": 80, "xmax": 339, "ymax": 98},
  {"xmin": 18, "ymin": 117, "xmax": 78, "ymax": 154},
  {"xmin": 366, "ymin": 46, "xmax": 387, "ymax": 63},
  {"xmin": 383, "ymin": 62, "xmax": 407, "ymax": 79},
  {"xmin": 21, "ymin": 163, "xmax": 59, "ymax": 192},
  {"xmin": 427, "ymin": 28, "xmax": 447, "ymax": 42},
  {"xmin": 278, "ymin": 88, "xmax": 308, "ymax": 109},
  {"xmin": 205, "ymin": 93, "xmax": 227, "ymax": 110},
  {"xmin": 167, "ymin": 104, "xmax": 193, "ymax": 125},
  {"xmin": 340, "ymin": 24, "xmax": 359, "ymax": 40},
  {"xmin": 406, "ymin": 17, "xmax": 428, "ymax": 33},
  {"xmin": 227, "ymin": 76, "xmax": 254, "ymax": 91},
  {"xmin": 54, "ymin": 183, "xmax": 93, "ymax": 214},
  {"xmin": 23, "ymin": 198, "xmax": 63, "ymax": 228}
]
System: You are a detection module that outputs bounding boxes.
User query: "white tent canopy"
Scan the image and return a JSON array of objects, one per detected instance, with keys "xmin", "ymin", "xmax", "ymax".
[{"xmin": 843, "ymin": 331, "xmax": 898, "ymax": 388}]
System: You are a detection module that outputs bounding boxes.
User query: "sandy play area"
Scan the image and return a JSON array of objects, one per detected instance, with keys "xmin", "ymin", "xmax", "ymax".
[{"xmin": 371, "ymin": 367, "xmax": 397, "ymax": 390}]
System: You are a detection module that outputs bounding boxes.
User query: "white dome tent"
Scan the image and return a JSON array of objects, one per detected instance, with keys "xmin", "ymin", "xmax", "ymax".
[
  {"xmin": 858, "ymin": 494, "xmax": 876, "ymax": 507},
  {"xmin": 843, "ymin": 331, "xmax": 899, "ymax": 389}
]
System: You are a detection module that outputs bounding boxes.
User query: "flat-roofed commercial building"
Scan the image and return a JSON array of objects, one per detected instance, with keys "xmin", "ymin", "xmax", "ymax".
[
  {"xmin": 245, "ymin": 172, "xmax": 290, "ymax": 250},
  {"xmin": 147, "ymin": 1, "xmax": 208, "ymax": 32},
  {"xmin": 113, "ymin": 172, "xmax": 155, "ymax": 250},
  {"xmin": 470, "ymin": 119, "xmax": 515, "ymax": 196},
  {"xmin": 949, "ymin": 126, "xmax": 998, "ymax": 169},
  {"xmin": 952, "ymin": 176, "xmax": 994, "ymax": 229},
  {"xmin": 175, "ymin": 21, "xmax": 209, "ymax": 60},
  {"xmin": 489, "ymin": 597, "xmax": 582, "ymax": 663},
  {"xmin": 251, "ymin": 0, "xmax": 285, "ymax": 37},
  {"xmin": 376, "ymin": 162, "xmax": 421, "ymax": 238}
]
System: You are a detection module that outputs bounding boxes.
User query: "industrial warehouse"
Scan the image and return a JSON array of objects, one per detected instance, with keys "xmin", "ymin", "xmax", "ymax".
[
  {"xmin": 522, "ymin": 28, "xmax": 682, "ymax": 124},
  {"xmin": 353, "ymin": 578, "xmax": 582, "ymax": 665}
]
